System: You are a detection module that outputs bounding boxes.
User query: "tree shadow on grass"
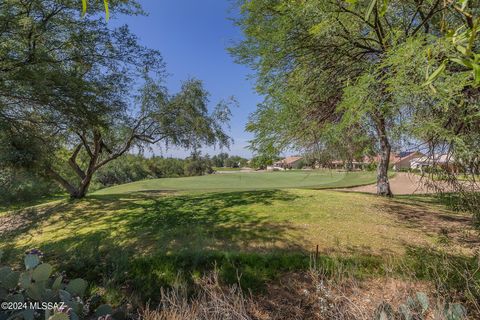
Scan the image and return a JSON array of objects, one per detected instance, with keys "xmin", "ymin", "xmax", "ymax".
[
  {"xmin": 373, "ymin": 196, "xmax": 479, "ymax": 253},
  {"xmin": 3, "ymin": 189, "xmax": 306, "ymax": 251},
  {"xmin": 1, "ymin": 190, "xmax": 311, "ymax": 294},
  {"xmin": 5, "ymin": 190, "xmax": 476, "ymax": 304},
  {"xmin": 0, "ymin": 201, "xmax": 69, "ymax": 242},
  {"xmin": 75, "ymin": 190, "xmax": 305, "ymax": 253}
]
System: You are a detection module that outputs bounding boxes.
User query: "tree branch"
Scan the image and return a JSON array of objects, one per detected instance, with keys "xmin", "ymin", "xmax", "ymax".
[
  {"xmin": 68, "ymin": 143, "xmax": 86, "ymax": 180},
  {"xmin": 77, "ymin": 132, "xmax": 94, "ymax": 158},
  {"xmin": 411, "ymin": 0, "xmax": 443, "ymax": 35},
  {"xmin": 46, "ymin": 167, "xmax": 78, "ymax": 196},
  {"xmin": 93, "ymin": 117, "xmax": 153, "ymax": 170}
]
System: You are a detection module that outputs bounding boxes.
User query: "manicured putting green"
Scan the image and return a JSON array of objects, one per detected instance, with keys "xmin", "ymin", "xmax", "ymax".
[{"xmin": 94, "ymin": 170, "xmax": 378, "ymax": 195}]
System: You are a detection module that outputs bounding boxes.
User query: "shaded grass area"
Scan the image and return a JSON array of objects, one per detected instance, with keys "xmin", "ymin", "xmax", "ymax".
[
  {"xmin": 4, "ymin": 190, "xmax": 450, "ymax": 256},
  {"xmin": 1, "ymin": 189, "xmax": 478, "ymax": 305},
  {"xmin": 0, "ymin": 193, "xmax": 66, "ymax": 216},
  {"xmin": 93, "ymin": 171, "xmax": 379, "ymax": 195}
]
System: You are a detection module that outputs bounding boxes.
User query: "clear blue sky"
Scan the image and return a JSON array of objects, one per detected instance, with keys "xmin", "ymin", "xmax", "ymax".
[{"xmin": 112, "ymin": 0, "xmax": 261, "ymax": 158}]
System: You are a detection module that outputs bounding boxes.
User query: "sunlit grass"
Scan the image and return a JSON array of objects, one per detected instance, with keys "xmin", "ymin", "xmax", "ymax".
[
  {"xmin": 1, "ymin": 170, "xmax": 474, "ymax": 302},
  {"xmin": 212, "ymin": 167, "xmax": 243, "ymax": 171},
  {"xmin": 93, "ymin": 170, "xmax": 380, "ymax": 195},
  {"xmin": 4, "ymin": 189, "xmax": 469, "ymax": 258},
  {"xmin": 1, "ymin": 187, "xmax": 475, "ymax": 302}
]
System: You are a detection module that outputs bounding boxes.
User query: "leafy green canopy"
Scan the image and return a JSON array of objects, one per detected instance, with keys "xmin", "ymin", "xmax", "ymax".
[
  {"xmin": 424, "ymin": 0, "xmax": 480, "ymax": 87},
  {"xmin": 231, "ymin": 0, "xmax": 479, "ymax": 196},
  {"xmin": 0, "ymin": 0, "xmax": 233, "ymax": 198}
]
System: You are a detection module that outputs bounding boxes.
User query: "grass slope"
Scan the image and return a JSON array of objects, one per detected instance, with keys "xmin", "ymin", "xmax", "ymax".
[
  {"xmin": 94, "ymin": 170, "xmax": 379, "ymax": 195},
  {"xmin": 1, "ymin": 188, "xmax": 476, "ymax": 302}
]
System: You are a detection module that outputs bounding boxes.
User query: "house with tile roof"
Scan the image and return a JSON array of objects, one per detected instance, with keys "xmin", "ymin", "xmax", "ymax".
[
  {"xmin": 392, "ymin": 152, "xmax": 424, "ymax": 171},
  {"xmin": 269, "ymin": 156, "xmax": 304, "ymax": 170}
]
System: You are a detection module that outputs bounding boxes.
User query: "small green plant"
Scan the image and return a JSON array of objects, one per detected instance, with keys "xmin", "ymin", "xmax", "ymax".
[
  {"xmin": 0, "ymin": 250, "xmax": 120, "ymax": 320},
  {"xmin": 374, "ymin": 292, "xmax": 467, "ymax": 320}
]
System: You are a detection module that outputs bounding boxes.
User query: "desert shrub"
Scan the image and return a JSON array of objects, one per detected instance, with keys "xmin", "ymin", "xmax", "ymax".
[
  {"xmin": 183, "ymin": 153, "xmax": 213, "ymax": 176},
  {"xmin": 420, "ymin": 171, "xmax": 480, "ymax": 223},
  {"xmin": 292, "ymin": 159, "xmax": 306, "ymax": 170},
  {"xmin": 94, "ymin": 154, "xmax": 216, "ymax": 188},
  {"xmin": 0, "ymin": 168, "xmax": 60, "ymax": 205},
  {"xmin": 141, "ymin": 271, "xmax": 250, "ymax": 320},
  {"xmin": 364, "ymin": 162, "xmax": 377, "ymax": 172},
  {"xmin": 436, "ymin": 192, "xmax": 480, "ymax": 223},
  {"xmin": 249, "ymin": 156, "xmax": 275, "ymax": 170},
  {"xmin": 211, "ymin": 153, "xmax": 248, "ymax": 168},
  {"xmin": 402, "ymin": 247, "xmax": 480, "ymax": 315},
  {"xmin": 94, "ymin": 154, "xmax": 152, "ymax": 187},
  {"xmin": 147, "ymin": 157, "xmax": 185, "ymax": 178}
]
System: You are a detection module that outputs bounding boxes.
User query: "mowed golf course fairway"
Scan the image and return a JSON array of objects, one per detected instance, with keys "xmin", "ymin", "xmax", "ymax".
[
  {"xmin": 1, "ymin": 170, "xmax": 476, "ymax": 303},
  {"xmin": 94, "ymin": 170, "xmax": 379, "ymax": 195}
]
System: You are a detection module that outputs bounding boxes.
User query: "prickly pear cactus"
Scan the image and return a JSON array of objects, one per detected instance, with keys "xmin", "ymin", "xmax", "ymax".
[
  {"xmin": 0, "ymin": 250, "xmax": 121, "ymax": 320},
  {"xmin": 374, "ymin": 291, "xmax": 467, "ymax": 320}
]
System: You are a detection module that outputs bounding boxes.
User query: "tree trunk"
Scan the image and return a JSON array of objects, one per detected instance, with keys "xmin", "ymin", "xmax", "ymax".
[
  {"xmin": 75, "ymin": 171, "xmax": 94, "ymax": 199},
  {"xmin": 375, "ymin": 117, "xmax": 393, "ymax": 197},
  {"xmin": 346, "ymin": 159, "xmax": 354, "ymax": 171},
  {"xmin": 46, "ymin": 168, "xmax": 79, "ymax": 197},
  {"xmin": 48, "ymin": 127, "xmax": 142, "ymax": 198},
  {"xmin": 377, "ymin": 138, "xmax": 392, "ymax": 196},
  {"xmin": 47, "ymin": 149, "xmax": 97, "ymax": 199}
]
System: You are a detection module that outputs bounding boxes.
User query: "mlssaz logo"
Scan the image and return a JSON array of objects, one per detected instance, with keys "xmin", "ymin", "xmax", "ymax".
[{"xmin": 1, "ymin": 302, "xmax": 65, "ymax": 311}]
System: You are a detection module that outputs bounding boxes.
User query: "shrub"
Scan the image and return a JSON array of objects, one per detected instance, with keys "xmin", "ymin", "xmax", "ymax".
[
  {"xmin": 141, "ymin": 271, "xmax": 250, "ymax": 320},
  {"xmin": 0, "ymin": 168, "xmax": 60, "ymax": 205},
  {"xmin": 183, "ymin": 153, "xmax": 213, "ymax": 176},
  {"xmin": 94, "ymin": 154, "xmax": 215, "ymax": 188}
]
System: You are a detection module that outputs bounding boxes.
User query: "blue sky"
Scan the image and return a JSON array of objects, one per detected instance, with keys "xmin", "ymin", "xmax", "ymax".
[{"xmin": 112, "ymin": 0, "xmax": 261, "ymax": 158}]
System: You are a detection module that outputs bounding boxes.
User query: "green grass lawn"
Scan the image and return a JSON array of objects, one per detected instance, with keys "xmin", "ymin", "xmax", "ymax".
[
  {"xmin": 212, "ymin": 167, "xmax": 243, "ymax": 171},
  {"xmin": 94, "ymin": 170, "xmax": 380, "ymax": 195},
  {"xmin": 1, "ymin": 182, "xmax": 476, "ymax": 303},
  {"xmin": 7, "ymin": 190, "xmax": 438, "ymax": 255},
  {"xmin": 0, "ymin": 194, "xmax": 66, "ymax": 216}
]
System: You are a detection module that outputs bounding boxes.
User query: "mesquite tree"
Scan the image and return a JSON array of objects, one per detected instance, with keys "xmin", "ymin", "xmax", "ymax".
[
  {"xmin": 0, "ymin": 0, "xmax": 232, "ymax": 198},
  {"xmin": 231, "ymin": 0, "xmax": 475, "ymax": 196},
  {"xmin": 43, "ymin": 78, "xmax": 232, "ymax": 198}
]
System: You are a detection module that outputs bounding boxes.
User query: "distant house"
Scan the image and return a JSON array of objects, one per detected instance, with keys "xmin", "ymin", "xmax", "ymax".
[
  {"xmin": 392, "ymin": 152, "xmax": 424, "ymax": 171},
  {"xmin": 269, "ymin": 156, "xmax": 303, "ymax": 170},
  {"xmin": 411, "ymin": 154, "xmax": 458, "ymax": 173},
  {"xmin": 363, "ymin": 153, "xmax": 401, "ymax": 165},
  {"xmin": 329, "ymin": 153, "xmax": 401, "ymax": 171},
  {"xmin": 330, "ymin": 160, "xmax": 366, "ymax": 170},
  {"xmin": 330, "ymin": 152, "xmax": 426, "ymax": 171}
]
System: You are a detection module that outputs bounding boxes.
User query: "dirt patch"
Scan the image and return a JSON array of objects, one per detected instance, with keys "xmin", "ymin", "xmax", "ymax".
[
  {"xmin": 377, "ymin": 199, "xmax": 480, "ymax": 255},
  {"xmin": 339, "ymin": 173, "xmax": 478, "ymax": 195},
  {"xmin": 339, "ymin": 173, "xmax": 431, "ymax": 195},
  {"xmin": 250, "ymin": 272, "xmax": 434, "ymax": 320}
]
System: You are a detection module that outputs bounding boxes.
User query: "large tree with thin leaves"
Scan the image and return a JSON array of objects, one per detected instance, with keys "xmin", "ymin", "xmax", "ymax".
[
  {"xmin": 231, "ymin": 0, "xmax": 477, "ymax": 196},
  {"xmin": 0, "ymin": 0, "xmax": 233, "ymax": 198}
]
